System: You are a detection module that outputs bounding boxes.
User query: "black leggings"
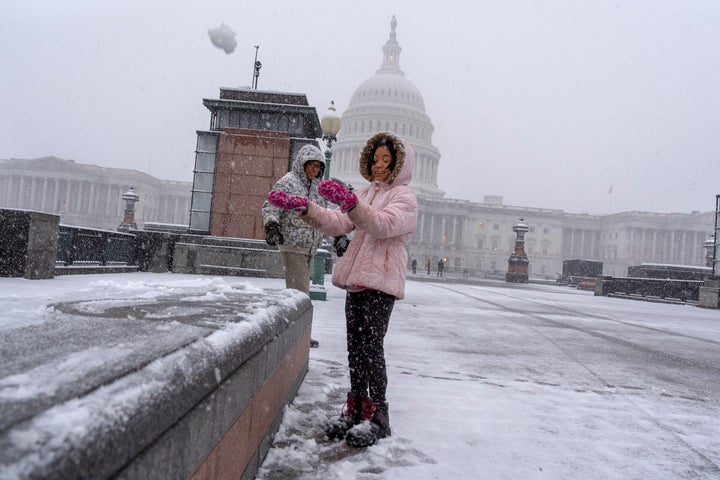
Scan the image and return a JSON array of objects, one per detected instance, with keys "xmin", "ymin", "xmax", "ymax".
[{"xmin": 345, "ymin": 289, "xmax": 395, "ymax": 403}]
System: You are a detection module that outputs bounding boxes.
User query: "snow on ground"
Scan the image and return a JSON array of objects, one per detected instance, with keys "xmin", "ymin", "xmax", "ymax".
[
  {"xmin": 1, "ymin": 273, "xmax": 720, "ymax": 479},
  {"xmin": 259, "ymin": 276, "xmax": 720, "ymax": 479}
]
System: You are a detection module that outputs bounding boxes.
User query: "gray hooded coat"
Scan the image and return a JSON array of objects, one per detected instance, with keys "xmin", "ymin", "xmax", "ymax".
[{"xmin": 262, "ymin": 144, "xmax": 326, "ymax": 256}]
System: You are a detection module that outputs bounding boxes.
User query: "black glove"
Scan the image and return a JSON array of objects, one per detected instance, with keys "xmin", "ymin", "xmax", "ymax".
[
  {"xmin": 265, "ymin": 222, "xmax": 284, "ymax": 246},
  {"xmin": 333, "ymin": 235, "xmax": 350, "ymax": 257},
  {"xmin": 330, "ymin": 177, "xmax": 354, "ymax": 192}
]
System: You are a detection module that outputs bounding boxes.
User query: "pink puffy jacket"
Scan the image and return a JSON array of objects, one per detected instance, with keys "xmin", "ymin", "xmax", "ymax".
[{"xmin": 303, "ymin": 132, "xmax": 418, "ymax": 299}]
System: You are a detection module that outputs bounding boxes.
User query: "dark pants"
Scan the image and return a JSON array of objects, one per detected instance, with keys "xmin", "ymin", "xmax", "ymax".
[{"xmin": 345, "ymin": 289, "xmax": 395, "ymax": 403}]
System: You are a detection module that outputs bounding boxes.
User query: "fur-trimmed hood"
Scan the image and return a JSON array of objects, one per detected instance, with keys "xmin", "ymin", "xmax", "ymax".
[{"xmin": 358, "ymin": 132, "xmax": 412, "ymax": 186}]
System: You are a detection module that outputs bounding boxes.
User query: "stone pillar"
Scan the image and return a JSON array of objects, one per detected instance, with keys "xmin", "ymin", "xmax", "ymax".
[
  {"xmin": 651, "ymin": 230, "xmax": 657, "ymax": 261},
  {"xmin": 89, "ymin": 182, "xmax": 97, "ymax": 215},
  {"xmin": 40, "ymin": 177, "xmax": 49, "ymax": 211},
  {"xmin": 699, "ymin": 279, "xmax": 720, "ymax": 309},
  {"xmin": 52, "ymin": 179, "xmax": 60, "ymax": 212},
  {"xmin": 11, "ymin": 176, "xmax": 21, "ymax": 206},
  {"xmin": 0, "ymin": 177, "xmax": 6, "ymax": 205},
  {"xmin": 190, "ymin": 88, "xmax": 322, "ymax": 238},
  {"xmin": 416, "ymin": 211, "xmax": 425, "ymax": 243},
  {"xmin": 118, "ymin": 186, "xmax": 140, "ymax": 232},
  {"xmin": 0, "ymin": 209, "xmax": 59, "ymax": 279},
  {"xmin": 63, "ymin": 179, "xmax": 72, "ymax": 212},
  {"xmin": 703, "ymin": 235, "xmax": 715, "ymax": 268},
  {"xmin": 29, "ymin": 177, "xmax": 38, "ymax": 209},
  {"xmin": 455, "ymin": 216, "xmax": 464, "ymax": 248},
  {"xmin": 693, "ymin": 231, "xmax": 701, "ymax": 264},
  {"xmin": 506, "ymin": 217, "xmax": 529, "ymax": 283}
]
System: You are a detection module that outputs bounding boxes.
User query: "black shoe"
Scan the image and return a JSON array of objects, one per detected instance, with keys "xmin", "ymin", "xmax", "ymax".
[
  {"xmin": 310, "ymin": 338, "xmax": 319, "ymax": 348},
  {"xmin": 325, "ymin": 416, "xmax": 354, "ymax": 440},
  {"xmin": 325, "ymin": 392, "xmax": 363, "ymax": 440},
  {"xmin": 345, "ymin": 401, "xmax": 391, "ymax": 448}
]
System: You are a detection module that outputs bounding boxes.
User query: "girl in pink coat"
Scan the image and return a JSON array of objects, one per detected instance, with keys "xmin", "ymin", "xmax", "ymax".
[{"xmin": 266, "ymin": 132, "xmax": 418, "ymax": 447}]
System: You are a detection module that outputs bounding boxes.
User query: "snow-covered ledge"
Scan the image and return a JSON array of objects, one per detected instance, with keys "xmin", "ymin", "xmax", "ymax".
[{"xmin": 0, "ymin": 281, "xmax": 312, "ymax": 480}]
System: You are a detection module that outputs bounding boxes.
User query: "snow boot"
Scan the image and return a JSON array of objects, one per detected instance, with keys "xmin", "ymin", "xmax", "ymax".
[
  {"xmin": 324, "ymin": 391, "xmax": 364, "ymax": 440},
  {"xmin": 345, "ymin": 399, "xmax": 391, "ymax": 448}
]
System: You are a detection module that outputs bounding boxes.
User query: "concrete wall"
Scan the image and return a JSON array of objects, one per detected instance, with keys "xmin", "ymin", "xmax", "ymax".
[
  {"xmin": 169, "ymin": 234, "xmax": 285, "ymax": 279},
  {"xmin": 1, "ymin": 289, "xmax": 313, "ymax": 480},
  {"xmin": 0, "ymin": 208, "xmax": 59, "ymax": 279},
  {"xmin": 116, "ymin": 301, "xmax": 312, "ymax": 480}
]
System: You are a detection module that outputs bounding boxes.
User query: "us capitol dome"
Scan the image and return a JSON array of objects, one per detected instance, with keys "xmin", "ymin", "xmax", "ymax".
[{"xmin": 330, "ymin": 16, "xmax": 444, "ymax": 198}]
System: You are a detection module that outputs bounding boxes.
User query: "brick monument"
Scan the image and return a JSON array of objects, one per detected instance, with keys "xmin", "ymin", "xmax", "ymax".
[{"xmin": 188, "ymin": 89, "xmax": 322, "ymax": 239}]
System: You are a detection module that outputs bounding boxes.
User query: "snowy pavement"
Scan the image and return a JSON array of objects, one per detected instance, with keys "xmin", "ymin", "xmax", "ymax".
[
  {"xmin": 258, "ymin": 275, "xmax": 720, "ymax": 480},
  {"xmin": 1, "ymin": 272, "xmax": 719, "ymax": 479}
]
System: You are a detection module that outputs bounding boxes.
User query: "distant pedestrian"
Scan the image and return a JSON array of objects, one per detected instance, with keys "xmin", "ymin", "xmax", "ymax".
[
  {"xmin": 411, "ymin": 258, "xmax": 417, "ymax": 274},
  {"xmin": 426, "ymin": 258, "xmax": 431, "ymax": 275},
  {"xmin": 437, "ymin": 259, "xmax": 444, "ymax": 277}
]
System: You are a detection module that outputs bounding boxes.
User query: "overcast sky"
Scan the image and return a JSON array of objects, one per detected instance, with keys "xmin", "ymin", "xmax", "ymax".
[{"xmin": 2, "ymin": 0, "xmax": 718, "ymax": 215}]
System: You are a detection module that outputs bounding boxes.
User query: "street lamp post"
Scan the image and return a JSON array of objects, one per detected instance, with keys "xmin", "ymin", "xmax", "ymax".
[
  {"xmin": 320, "ymin": 101, "xmax": 341, "ymax": 180},
  {"xmin": 699, "ymin": 194, "xmax": 720, "ymax": 309},
  {"xmin": 309, "ymin": 102, "xmax": 341, "ymax": 302},
  {"xmin": 714, "ymin": 194, "xmax": 720, "ymax": 278}
]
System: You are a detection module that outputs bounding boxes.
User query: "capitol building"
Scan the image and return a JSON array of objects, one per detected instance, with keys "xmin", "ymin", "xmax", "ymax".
[
  {"xmin": 330, "ymin": 17, "xmax": 713, "ymax": 278},
  {"xmin": 0, "ymin": 17, "xmax": 714, "ymax": 279},
  {"xmin": 331, "ymin": 17, "xmax": 443, "ymax": 199}
]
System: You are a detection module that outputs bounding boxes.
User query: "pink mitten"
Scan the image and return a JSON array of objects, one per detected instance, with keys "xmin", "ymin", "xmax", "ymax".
[
  {"xmin": 318, "ymin": 180, "xmax": 358, "ymax": 213},
  {"xmin": 267, "ymin": 190, "xmax": 308, "ymax": 213}
]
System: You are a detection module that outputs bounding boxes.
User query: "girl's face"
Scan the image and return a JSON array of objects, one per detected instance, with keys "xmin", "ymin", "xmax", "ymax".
[{"xmin": 372, "ymin": 146, "xmax": 393, "ymax": 183}]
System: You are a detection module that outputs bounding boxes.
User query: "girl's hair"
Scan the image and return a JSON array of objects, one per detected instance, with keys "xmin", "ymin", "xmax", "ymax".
[
  {"xmin": 358, "ymin": 132, "xmax": 405, "ymax": 183},
  {"xmin": 370, "ymin": 136, "xmax": 397, "ymax": 171}
]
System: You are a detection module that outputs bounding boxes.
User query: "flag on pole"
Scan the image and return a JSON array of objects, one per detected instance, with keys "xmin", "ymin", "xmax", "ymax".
[{"xmin": 608, "ymin": 186, "xmax": 613, "ymax": 194}]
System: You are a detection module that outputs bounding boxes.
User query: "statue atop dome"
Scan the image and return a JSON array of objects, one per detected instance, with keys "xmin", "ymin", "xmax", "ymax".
[{"xmin": 381, "ymin": 15, "xmax": 402, "ymax": 72}]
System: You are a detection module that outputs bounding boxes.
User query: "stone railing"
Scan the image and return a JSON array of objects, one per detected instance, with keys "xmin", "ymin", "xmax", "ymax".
[
  {"xmin": 55, "ymin": 225, "xmax": 137, "ymax": 275},
  {"xmin": 0, "ymin": 208, "xmax": 285, "ymax": 280},
  {"xmin": 133, "ymin": 231, "xmax": 284, "ymax": 279},
  {"xmin": 595, "ymin": 276, "xmax": 704, "ymax": 303}
]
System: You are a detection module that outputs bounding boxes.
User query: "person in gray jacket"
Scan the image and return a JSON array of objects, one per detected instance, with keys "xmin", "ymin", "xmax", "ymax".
[{"xmin": 262, "ymin": 144, "xmax": 325, "ymax": 347}]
